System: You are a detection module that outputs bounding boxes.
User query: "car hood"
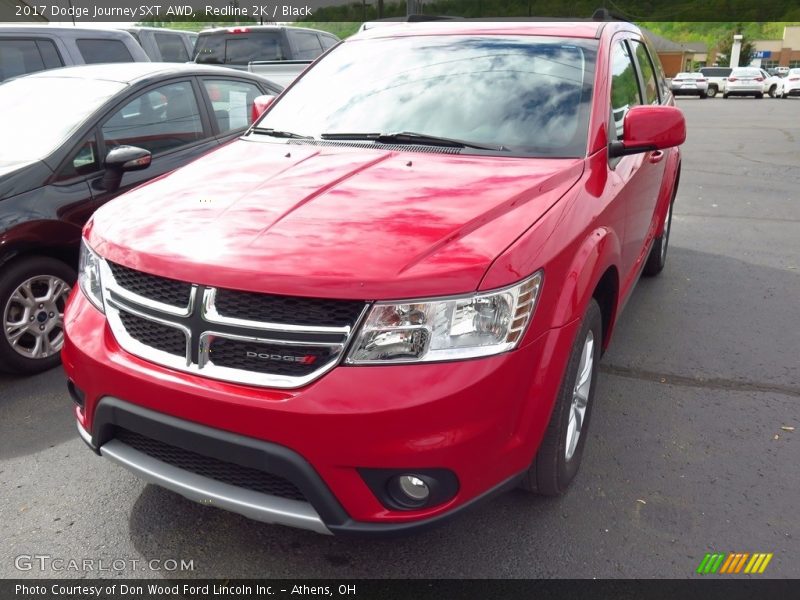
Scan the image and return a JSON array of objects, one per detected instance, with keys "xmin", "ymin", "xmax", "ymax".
[{"xmin": 88, "ymin": 138, "xmax": 583, "ymax": 300}]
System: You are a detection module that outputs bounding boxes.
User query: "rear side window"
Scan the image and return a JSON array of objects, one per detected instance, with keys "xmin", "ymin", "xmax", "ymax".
[
  {"xmin": 195, "ymin": 32, "xmax": 284, "ymax": 65},
  {"xmin": 0, "ymin": 39, "xmax": 62, "ymax": 81},
  {"xmin": 631, "ymin": 40, "xmax": 659, "ymax": 104},
  {"xmin": 203, "ymin": 79, "xmax": 263, "ymax": 133},
  {"xmin": 319, "ymin": 35, "xmax": 338, "ymax": 50},
  {"xmin": 154, "ymin": 32, "xmax": 189, "ymax": 62},
  {"xmin": 291, "ymin": 31, "xmax": 323, "ymax": 60},
  {"xmin": 77, "ymin": 39, "xmax": 134, "ymax": 64},
  {"xmin": 610, "ymin": 41, "xmax": 641, "ymax": 140}
]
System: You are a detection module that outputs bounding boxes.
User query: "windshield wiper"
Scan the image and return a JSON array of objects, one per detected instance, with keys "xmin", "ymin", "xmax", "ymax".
[
  {"xmin": 252, "ymin": 128, "xmax": 314, "ymax": 140},
  {"xmin": 320, "ymin": 131, "xmax": 507, "ymax": 151}
]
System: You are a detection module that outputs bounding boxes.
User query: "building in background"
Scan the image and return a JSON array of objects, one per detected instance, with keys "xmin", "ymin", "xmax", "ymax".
[{"xmin": 750, "ymin": 26, "xmax": 800, "ymax": 69}]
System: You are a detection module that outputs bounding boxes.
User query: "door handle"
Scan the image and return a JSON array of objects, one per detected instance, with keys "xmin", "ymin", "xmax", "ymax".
[{"xmin": 648, "ymin": 150, "xmax": 665, "ymax": 164}]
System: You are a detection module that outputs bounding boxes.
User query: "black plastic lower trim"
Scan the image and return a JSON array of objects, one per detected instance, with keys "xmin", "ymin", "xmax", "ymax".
[{"xmin": 90, "ymin": 397, "xmax": 351, "ymax": 526}]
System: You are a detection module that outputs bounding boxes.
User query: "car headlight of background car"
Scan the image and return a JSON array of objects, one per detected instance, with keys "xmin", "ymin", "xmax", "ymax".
[
  {"xmin": 347, "ymin": 271, "xmax": 542, "ymax": 364},
  {"xmin": 78, "ymin": 240, "xmax": 105, "ymax": 313}
]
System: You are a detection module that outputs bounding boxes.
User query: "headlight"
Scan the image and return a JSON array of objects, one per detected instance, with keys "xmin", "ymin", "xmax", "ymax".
[
  {"xmin": 347, "ymin": 271, "xmax": 542, "ymax": 364},
  {"xmin": 78, "ymin": 240, "xmax": 104, "ymax": 313}
]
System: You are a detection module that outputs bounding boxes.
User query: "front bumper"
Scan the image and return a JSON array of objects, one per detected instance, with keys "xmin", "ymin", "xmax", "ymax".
[{"xmin": 64, "ymin": 290, "xmax": 578, "ymax": 534}]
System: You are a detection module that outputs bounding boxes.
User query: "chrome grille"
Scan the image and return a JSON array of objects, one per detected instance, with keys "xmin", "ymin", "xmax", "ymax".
[{"xmin": 100, "ymin": 261, "xmax": 368, "ymax": 388}]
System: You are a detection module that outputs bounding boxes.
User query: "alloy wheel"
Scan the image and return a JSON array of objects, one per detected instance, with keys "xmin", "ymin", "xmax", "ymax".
[
  {"xmin": 3, "ymin": 275, "xmax": 71, "ymax": 360},
  {"xmin": 565, "ymin": 329, "xmax": 594, "ymax": 461}
]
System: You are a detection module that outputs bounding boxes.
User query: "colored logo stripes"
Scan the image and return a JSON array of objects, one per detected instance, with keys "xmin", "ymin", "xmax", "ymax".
[{"xmin": 696, "ymin": 552, "xmax": 773, "ymax": 574}]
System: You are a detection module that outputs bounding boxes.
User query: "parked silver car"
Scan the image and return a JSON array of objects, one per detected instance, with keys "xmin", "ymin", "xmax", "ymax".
[
  {"xmin": 670, "ymin": 72, "xmax": 709, "ymax": 98},
  {"xmin": 723, "ymin": 67, "xmax": 765, "ymax": 99}
]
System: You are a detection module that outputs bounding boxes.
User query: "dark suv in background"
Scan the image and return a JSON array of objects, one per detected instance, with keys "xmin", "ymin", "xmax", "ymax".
[{"xmin": 193, "ymin": 25, "xmax": 338, "ymax": 67}]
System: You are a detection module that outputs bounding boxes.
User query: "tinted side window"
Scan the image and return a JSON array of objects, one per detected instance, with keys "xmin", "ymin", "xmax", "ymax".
[
  {"xmin": 0, "ymin": 39, "xmax": 44, "ymax": 80},
  {"xmin": 154, "ymin": 32, "xmax": 189, "ymax": 62},
  {"xmin": 77, "ymin": 39, "xmax": 134, "ymax": 64},
  {"xmin": 195, "ymin": 32, "xmax": 283, "ymax": 65},
  {"xmin": 701, "ymin": 67, "xmax": 732, "ymax": 78},
  {"xmin": 291, "ymin": 31, "xmax": 323, "ymax": 60},
  {"xmin": 319, "ymin": 35, "xmax": 338, "ymax": 50},
  {"xmin": 102, "ymin": 81, "xmax": 204, "ymax": 155},
  {"xmin": 610, "ymin": 41, "xmax": 641, "ymax": 140},
  {"xmin": 631, "ymin": 40, "xmax": 659, "ymax": 104},
  {"xmin": 36, "ymin": 40, "xmax": 63, "ymax": 69}
]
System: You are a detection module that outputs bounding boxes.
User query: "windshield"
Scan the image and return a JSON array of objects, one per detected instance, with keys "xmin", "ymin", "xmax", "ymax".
[
  {"xmin": 0, "ymin": 76, "xmax": 124, "ymax": 164},
  {"xmin": 257, "ymin": 35, "xmax": 597, "ymax": 157}
]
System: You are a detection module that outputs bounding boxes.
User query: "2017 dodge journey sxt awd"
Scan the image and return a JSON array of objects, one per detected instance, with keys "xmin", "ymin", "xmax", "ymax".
[{"xmin": 63, "ymin": 20, "xmax": 686, "ymax": 535}]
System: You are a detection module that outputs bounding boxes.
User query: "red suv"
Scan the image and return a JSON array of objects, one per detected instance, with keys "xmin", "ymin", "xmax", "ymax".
[{"xmin": 63, "ymin": 21, "xmax": 685, "ymax": 535}]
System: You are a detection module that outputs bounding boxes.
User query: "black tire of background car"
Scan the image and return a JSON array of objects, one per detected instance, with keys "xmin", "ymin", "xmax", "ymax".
[
  {"xmin": 707, "ymin": 86, "xmax": 718, "ymax": 98},
  {"xmin": 770, "ymin": 85, "xmax": 778, "ymax": 98},
  {"xmin": 519, "ymin": 299, "xmax": 602, "ymax": 496},
  {"xmin": 756, "ymin": 93, "xmax": 764, "ymax": 99},
  {"xmin": 0, "ymin": 256, "xmax": 76, "ymax": 374}
]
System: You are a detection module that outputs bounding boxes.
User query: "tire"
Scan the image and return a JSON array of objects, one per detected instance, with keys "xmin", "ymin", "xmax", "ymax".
[
  {"xmin": 520, "ymin": 299, "xmax": 603, "ymax": 496},
  {"xmin": 0, "ymin": 256, "xmax": 76, "ymax": 375},
  {"xmin": 699, "ymin": 92, "xmax": 707, "ymax": 99},
  {"xmin": 643, "ymin": 198, "xmax": 674, "ymax": 277},
  {"xmin": 722, "ymin": 93, "xmax": 729, "ymax": 99},
  {"xmin": 769, "ymin": 85, "xmax": 778, "ymax": 98},
  {"xmin": 756, "ymin": 93, "xmax": 764, "ymax": 99},
  {"xmin": 706, "ymin": 86, "xmax": 717, "ymax": 98}
]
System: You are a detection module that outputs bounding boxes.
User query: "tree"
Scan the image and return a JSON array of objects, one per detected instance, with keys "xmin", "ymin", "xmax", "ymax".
[{"xmin": 715, "ymin": 33, "xmax": 756, "ymax": 67}]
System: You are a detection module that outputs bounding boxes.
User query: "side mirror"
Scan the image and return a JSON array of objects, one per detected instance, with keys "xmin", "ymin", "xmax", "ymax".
[
  {"xmin": 608, "ymin": 105, "xmax": 686, "ymax": 158},
  {"xmin": 102, "ymin": 145, "xmax": 152, "ymax": 192},
  {"xmin": 251, "ymin": 95, "xmax": 275, "ymax": 123}
]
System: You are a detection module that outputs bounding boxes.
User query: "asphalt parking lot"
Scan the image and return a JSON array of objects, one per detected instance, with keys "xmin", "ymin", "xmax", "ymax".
[{"xmin": 1, "ymin": 97, "xmax": 798, "ymax": 579}]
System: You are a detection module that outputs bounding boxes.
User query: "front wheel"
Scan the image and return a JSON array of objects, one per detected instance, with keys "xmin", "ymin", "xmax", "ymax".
[
  {"xmin": 706, "ymin": 86, "xmax": 718, "ymax": 98},
  {"xmin": 0, "ymin": 257, "xmax": 75, "ymax": 375},
  {"xmin": 520, "ymin": 299, "xmax": 602, "ymax": 496},
  {"xmin": 756, "ymin": 93, "xmax": 764, "ymax": 99},
  {"xmin": 769, "ymin": 85, "xmax": 778, "ymax": 98}
]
